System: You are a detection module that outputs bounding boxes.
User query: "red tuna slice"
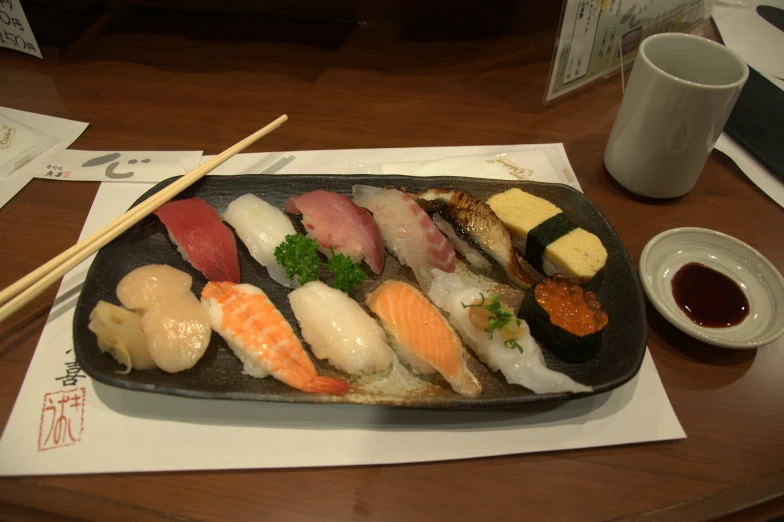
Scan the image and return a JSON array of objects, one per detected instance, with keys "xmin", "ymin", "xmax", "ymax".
[
  {"xmin": 285, "ymin": 190, "xmax": 385, "ymax": 274},
  {"xmin": 154, "ymin": 198, "xmax": 241, "ymax": 283}
]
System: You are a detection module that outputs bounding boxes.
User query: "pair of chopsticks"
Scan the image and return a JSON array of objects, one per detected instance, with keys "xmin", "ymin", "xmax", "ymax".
[{"xmin": 0, "ymin": 114, "xmax": 289, "ymax": 324}]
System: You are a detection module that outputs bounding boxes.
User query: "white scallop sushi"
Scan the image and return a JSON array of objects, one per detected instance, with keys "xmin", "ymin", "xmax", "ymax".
[
  {"xmin": 223, "ymin": 194, "xmax": 299, "ymax": 288},
  {"xmin": 427, "ymin": 269, "xmax": 591, "ymax": 394},
  {"xmin": 288, "ymin": 281, "xmax": 394, "ymax": 375}
]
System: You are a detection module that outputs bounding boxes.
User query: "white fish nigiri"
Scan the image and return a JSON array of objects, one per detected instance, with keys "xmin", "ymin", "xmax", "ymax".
[
  {"xmin": 223, "ymin": 194, "xmax": 299, "ymax": 288},
  {"xmin": 352, "ymin": 185, "xmax": 455, "ymax": 292},
  {"xmin": 288, "ymin": 281, "xmax": 394, "ymax": 375},
  {"xmin": 427, "ymin": 269, "xmax": 591, "ymax": 394}
]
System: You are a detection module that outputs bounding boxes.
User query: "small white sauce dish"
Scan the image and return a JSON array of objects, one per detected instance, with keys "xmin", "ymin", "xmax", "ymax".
[{"xmin": 639, "ymin": 227, "xmax": 784, "ymax": 349}]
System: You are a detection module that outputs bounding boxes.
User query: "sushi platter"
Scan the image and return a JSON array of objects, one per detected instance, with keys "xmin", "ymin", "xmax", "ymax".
[{"xmin": 73, "ymin": 174, "xmax": 647, "ymax": 408}]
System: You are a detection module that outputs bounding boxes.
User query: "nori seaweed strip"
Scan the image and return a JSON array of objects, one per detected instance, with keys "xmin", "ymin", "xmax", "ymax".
[{"xmin": 524, "ymin": 213, "xmax": 577, "ymax": 272}]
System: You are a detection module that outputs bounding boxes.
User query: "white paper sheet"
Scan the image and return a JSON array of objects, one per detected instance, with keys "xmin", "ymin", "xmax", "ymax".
[
  {"xmin": 0, "ymin": 145, "xmax": 685, "ymax": 476},
  {"xmin": 715, "ymin": 133, "xmax": 784, "ymax": 209},
  {"xmin": 713, "ymin": 0, "xmax": 784, "ymax": 79},
  {"xmin": 28, "ymin": 150, "xmax": 203, "ymax": 182},
  {"xmin": 0, "ymin": 0, "xmax": 42, "ymax": 58},
  {"xmin": 0, "ymin": 107, "xmax": 88, "ymax": 210}
]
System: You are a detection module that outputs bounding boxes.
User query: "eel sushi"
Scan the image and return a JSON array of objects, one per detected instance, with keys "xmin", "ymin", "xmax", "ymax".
[
  {"xmin": 432, "ymin": 214, "xmax": 492, "ymax": 271},
  {"xmin": 201, "ymin": 281, "xmax": 351, "ymax": 395},
  {"xmin": 366, "ymin": 280, "xmax": 481, "ymax": 397},
  {"xmin": 115, "ymin": 264, "xmax": 212, "ymax": 373},
  {"xmin": 154, "ymin": 198, "xmax": 241, "ymax": 283},
  {"xmin": 285, "ymin": 190, "xmax": 385, "ymax": 274},
  {"xmin": 428, "ymin": 269, "xmax": 592, "ymax": 394},
  {"xmin": 223, "ymin": 194, "xmax": 299, "ymax": 288},
  {"xmin": 352, "ymin": 185, "xmax": 455, "ymax": 292},
  {"xmin": 288, "ymin": 281, "xmax": 394, "ymax": 375},
  {"xmin": 406, "ymin": 187, "xmax": 536, "ymax": 290}
]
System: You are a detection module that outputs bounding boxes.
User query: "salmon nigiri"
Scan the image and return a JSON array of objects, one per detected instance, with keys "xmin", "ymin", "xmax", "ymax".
[
  {"xmin": 366, "ymin": 280, "xmax": 481, "ymax": 397},
  {"xmin": 201, "ymin": 281, "xmax": 351, "ymax": 395}
]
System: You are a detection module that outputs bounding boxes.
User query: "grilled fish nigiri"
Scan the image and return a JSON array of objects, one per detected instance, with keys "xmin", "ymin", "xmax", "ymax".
[
  {"xmin": 406, "ymin": 187, "xmax": 536, "ymax": 290},
  {"xmin": 366, "ymin": 280, "xmax": 481, "ymax": 397},
  {"xmin": 201, "ymin": 281, "xmax": 351, "ymax": 395}
]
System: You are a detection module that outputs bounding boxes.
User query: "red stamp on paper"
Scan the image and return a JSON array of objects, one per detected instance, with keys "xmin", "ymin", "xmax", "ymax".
[{"xmin": 38, "ymin": 387, "xmax": 85, "ymax": 452}]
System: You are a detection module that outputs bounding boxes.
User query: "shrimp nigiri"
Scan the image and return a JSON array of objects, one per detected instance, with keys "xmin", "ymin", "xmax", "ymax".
[
  {"xmin": 366, "ymin": 280, "xmax": 481, "ymax": 397},
  {"xmin": 201, "ymin": 281, "xmax": 351, "ymax": 395}
]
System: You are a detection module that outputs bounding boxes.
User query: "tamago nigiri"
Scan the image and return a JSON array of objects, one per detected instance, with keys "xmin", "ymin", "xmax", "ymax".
[{"xmin": 366, "ymin": 280, "xmax": 481, "ymax": 397}]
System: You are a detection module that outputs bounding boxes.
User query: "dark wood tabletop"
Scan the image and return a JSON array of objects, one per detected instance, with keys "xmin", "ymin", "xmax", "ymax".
[{"xmin": 1, "ymin": 2, "xmax": 782, "ymax": 521}]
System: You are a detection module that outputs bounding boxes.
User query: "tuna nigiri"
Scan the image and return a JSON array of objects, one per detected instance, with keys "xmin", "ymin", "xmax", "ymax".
[
  {"xmin": 352, "ymin": 185, "xmax": 455, "ymax": 292},
  {"xmin": 366, "ymin": 280, "xmax": 481, "ymax": 397},
  {"xmin": 223, "ymin": 194, "xmax": 299, "ymax": 288},
  {"xmin": 285, "ymin": 190, "xmax": 385, "ymax": 274},
  {"xmin": 427, "ymin": 269, "xmax": 591, "ymax": 394},
  {"xmin": 288, "ymin": 281, "xmax": 394, "ymax": 375},
  {"xmin": 154, "ymin": 198, "xmax": 241, "ymax": 283},
  {"xmin": 201, "ymin": 281, "xmax": 351, "ymax": 395}
]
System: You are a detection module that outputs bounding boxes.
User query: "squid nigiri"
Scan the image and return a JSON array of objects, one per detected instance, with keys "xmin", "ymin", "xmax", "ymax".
[
  {"xmin": 201, "ymin": 281, "xmax": 351, "ymax": 395},
  {"xmin": 154, "ymin": 197, "xmax": 241, "ymax": 283},
  {"xmin": 352, "ymin": 185, "xmax": 455, "ymax": 292},
  {"xmin": 288, "ymin": 281, "xmax": 394, "ymax": 375},
  {"xmin": 366, "ymin": 280, "xmax": 481, "ymax": 397},
  {"xmin": 223, "ymin": 194, "xmax": 299, "ymax": 288},
  {"xmin": 427, "ymin": 269, "xmax": 591, "ymax": 394},
  {"xmin": 285, "ymin": 190, "xmax": 385, "ymax": 274}
]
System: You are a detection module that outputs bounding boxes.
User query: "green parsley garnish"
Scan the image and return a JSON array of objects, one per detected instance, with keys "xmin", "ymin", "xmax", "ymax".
[
  {"xmin": 273, "ymin": 234, "xmax": 321, "ymax": 284},
  {"xmin": 273, "ymin": 234, "xmax": 366, "ymax": 294},
  {"xmin": 462, "ymin": 293, "xmax": 522, "ymax": 352},
  {"xmin": 326, "ymin": 248, "xmax": 366, "ymax": 293}
]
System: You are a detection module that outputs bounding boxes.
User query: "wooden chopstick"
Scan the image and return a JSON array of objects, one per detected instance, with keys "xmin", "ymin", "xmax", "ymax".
[{"xmin": 0, "ymin": 114, "xmax": 288, "ymax": 324}]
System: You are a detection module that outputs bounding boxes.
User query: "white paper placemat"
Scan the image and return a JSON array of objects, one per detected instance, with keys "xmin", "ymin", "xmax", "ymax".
[{"xmin": 0, "ymin": 144, "xmax": 685, "ymax": 476}]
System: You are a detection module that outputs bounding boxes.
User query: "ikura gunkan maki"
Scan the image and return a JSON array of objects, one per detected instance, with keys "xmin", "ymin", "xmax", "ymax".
[{"xmin": 521, "ymin": 273, "xmax": 608, "ymax": 363}]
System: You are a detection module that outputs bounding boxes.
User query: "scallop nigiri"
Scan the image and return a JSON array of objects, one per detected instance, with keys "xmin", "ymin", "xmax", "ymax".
[
  {"xmin": 285, "ymin": 190, "xmax": 385, "ymax": 274},
  {"xmin": 154, "ymin": 197, "xmax": 241, "ymax": 283},
  {"xmin": 352, "ymin": 185, "xmax": 455, "ymax": 292},
  {"xmin": 288, "ymin": 281, "xmax": 394, "ymax": 375},
  {"xmin": 115, "ymin": 265, "xmax": 211, "ymax": 373},
  {"xmin": 223, "ymin": 194, "xmax": 299, "ymax": 288},
  {"xmin": 201, "ymin": 281, "xmax": 351, "ymax": 395},
  {"xmin": 366, "ymin": 280, "xmax": 481, "ymax": 397},
  {"xmin": 427, "ymin": 269, "xmax": 591, "ymax": 394}
]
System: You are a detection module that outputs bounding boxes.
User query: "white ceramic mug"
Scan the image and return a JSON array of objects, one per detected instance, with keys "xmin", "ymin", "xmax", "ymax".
[{"xmin": 604, "ymin": 33, "xmax": 749, "ymax": 198}]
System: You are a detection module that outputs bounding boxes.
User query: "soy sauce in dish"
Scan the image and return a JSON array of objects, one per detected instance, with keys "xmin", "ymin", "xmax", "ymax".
[{"xmin": 671, "ymin": 262, "xmax": 750, "ymax": 327}]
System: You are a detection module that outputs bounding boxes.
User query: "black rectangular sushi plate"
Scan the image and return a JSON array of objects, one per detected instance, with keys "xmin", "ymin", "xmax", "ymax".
[{"xmin": 73, "ymin": 175, "xmax": 648, "ymax": 409}]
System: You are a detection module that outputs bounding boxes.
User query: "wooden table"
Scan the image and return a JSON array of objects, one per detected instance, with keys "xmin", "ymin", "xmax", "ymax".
[{"xmin": 1, "ymin": 3, "xmax": 782, "ymax": 520}]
